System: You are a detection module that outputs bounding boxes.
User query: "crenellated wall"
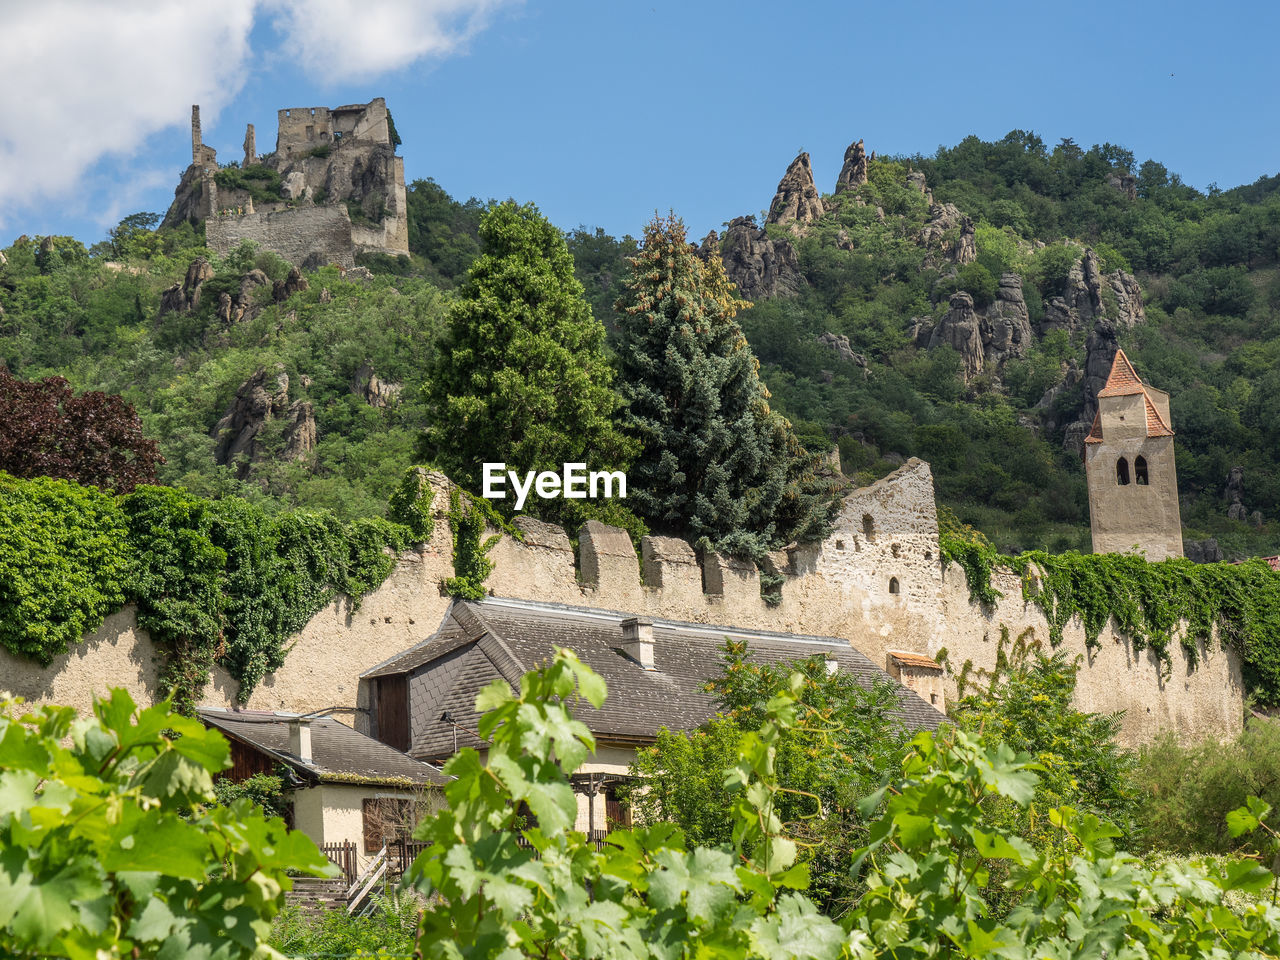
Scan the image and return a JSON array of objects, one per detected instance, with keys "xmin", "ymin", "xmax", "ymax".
[{"xmin": 0, "ymin": 459, "xmax": 1244, "ymax": 745}]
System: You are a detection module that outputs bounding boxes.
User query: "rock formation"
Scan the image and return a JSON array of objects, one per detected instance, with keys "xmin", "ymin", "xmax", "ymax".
[
  {"xmin": 212, "ymin": 366, "xmax": 316, "ymax": 478},
  {"xmin": 928, "ymin": 292, "xmax": 985, "ymax": 382},
  {"xmin": 351, "ymin": 363, "xmax": 403, "ymax": 408},
  {"xmin": 702, "ymin": 219, "xmax": 803, "ymax": 300},
  {"xmin": 921, "ymin": 276, "xmax": 1034, "ymax": 382},
  {"xmin": 216, "ymin": 269, "xmax": 271, "ymax": 325},
  {"xmin": 1225, "ymin": 466, "xmax": 1245, "ymax": 504},
  {"xmin": 158, "ymin": 258, "xmax": 215, "ymax": 316},
  {"xmin": 834, "ymin": 139, "xmax": 868, "ymax": 194},
  {"xmin": 981, "ymin": 274, "xmax": 1034, "ymax": 369},
  {"xmin": 766, "ymin": 153, "xmax": 824, "ymax": 228},
  {"xmin": 1108, "ymin": 173, "xmax": 1137, "ymax": 201},
  {"xmin": 1185, "ymin": 538, "xmax": 1224, "ymax": 564},
  {"xmin": 816, "ymin": 333, "xmax": 868, "ymax": 378},
  {"xmin": 917, "ymin": 203, "xmax": 976, "ymax": 265},
  {"xmin": 273, "ymin": 265, "xmax": 309, "ymax": 302}
]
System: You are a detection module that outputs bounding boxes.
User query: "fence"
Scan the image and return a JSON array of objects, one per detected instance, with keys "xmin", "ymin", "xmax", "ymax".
[{"xmin": 320, "ymin": 840, "xmax": 358, "ymax": 885}]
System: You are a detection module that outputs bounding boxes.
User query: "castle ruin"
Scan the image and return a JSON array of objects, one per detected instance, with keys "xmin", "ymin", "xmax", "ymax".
[{"xmin": 164, "ymin": 98, "xmax": 409, "ymax": 270}]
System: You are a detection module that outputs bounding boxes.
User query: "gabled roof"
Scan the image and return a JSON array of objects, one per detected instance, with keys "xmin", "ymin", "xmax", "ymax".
[
  {"xmin": 198, "ymin": 708, "xmax": 449, "ymax": 788},
  {"xmin": 1086, "ymin": 349, "xmax": 1174, "ymax": 442},
  {"xmin": 372, "ymin": 597, "xmax": 947, "ymax": 761},
  {"xmin": 888, "ymin": 650, "xmax": 943, "ymax": 671},
  {"xmin": 1095, "ymin": 348, "xmax": 1145, "ymax": 398}
]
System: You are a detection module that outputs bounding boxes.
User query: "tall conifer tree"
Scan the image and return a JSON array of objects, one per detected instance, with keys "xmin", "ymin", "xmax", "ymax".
[
  {"xmin": 615, "ymin": 214, "xmax": 831, "ymax": 557},
  {"xmin": 421, "ymin": 201, "xmax": 635, "ymax": 506}
]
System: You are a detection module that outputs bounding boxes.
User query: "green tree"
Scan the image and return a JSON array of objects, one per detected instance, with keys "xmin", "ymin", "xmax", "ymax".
[
  {"xmin": 0, "ymin": 688, "xmax": 331, "ymax": 958},
  {"xmin": 420, "ymin": 201, "xmax": 636, "ymax": 510},
  {"xmin": 615, "ymin": 214, "xmax": 832, "ymax": 558},
  {"xmin": 629, "ymin": 640, "xmax": 909, "ymax": 913}
]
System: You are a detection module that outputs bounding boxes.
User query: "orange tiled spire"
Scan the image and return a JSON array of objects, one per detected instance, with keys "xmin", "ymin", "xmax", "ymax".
[{"xmin": 1084, "ymin": 348, "xmax": 1174, "ymax": 442}]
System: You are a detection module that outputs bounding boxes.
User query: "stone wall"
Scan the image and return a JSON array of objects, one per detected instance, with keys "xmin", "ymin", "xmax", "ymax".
[
  {"xmin": 0, "ymin": 459, "xmax": 1244, "ymax": 747},
  {"xmin": 206, "ymin": 205, "xmax": 356, "ymax": 270}
]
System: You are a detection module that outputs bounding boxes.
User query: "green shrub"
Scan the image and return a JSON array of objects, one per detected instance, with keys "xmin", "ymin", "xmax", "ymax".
[
  {"xmin": 1135, "ymin": 718, "xmax": 1280, "ymax": 855},
  {"xmin": 0, "ymin": 474, "xmax": 130, "ymax": 663},
  {"xmin": 0, "ymin": 688, "xmax": 331, "ymax": 957}
]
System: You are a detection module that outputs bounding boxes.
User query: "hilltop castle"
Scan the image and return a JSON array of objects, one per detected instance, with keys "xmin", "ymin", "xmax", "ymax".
[{"xmin": 162, "ymin": 98, "xmax": 409, "ymax": 269}]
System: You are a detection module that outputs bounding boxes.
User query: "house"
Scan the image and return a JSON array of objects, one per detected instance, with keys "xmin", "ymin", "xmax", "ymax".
[
  {"xmin": 198, "ymin": 707, "xmax": 448, "ymax": 871},
  {"xmin": 359, "ymin": 597, "xmax": 947, "ymax": 834}
]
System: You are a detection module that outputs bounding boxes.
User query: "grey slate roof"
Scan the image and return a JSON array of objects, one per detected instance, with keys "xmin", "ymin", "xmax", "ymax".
[
  {"xmin": 364, "ymin": 597, "xmax": 946, "ymax": 762},
  {"xmin": 198, "ymin": 708, "xmax": 449, "ymax": 787}
]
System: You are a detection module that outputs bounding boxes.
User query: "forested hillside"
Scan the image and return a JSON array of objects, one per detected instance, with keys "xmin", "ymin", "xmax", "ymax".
[{"xmin": 2, "ymin": 134, "xmax": 1279, "ymax": 559}]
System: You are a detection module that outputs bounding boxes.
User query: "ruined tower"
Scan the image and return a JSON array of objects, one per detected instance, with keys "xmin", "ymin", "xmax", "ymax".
[
  {"xmin": 191, "ymin": 105, "xmax": 201, "ymax": 166},
  {"xmin": 1084, "ymin": 349, "xmax": 1183, "ymax": 559},
  {"xmin": 243, "ymin": 123, "xmax": 256, "ymax": 167}
]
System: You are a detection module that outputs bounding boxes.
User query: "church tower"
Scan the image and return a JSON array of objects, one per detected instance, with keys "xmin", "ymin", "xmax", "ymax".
[{"xmin": 1084, "ymin": 349, "xmax": 1183, "ymax": 559}]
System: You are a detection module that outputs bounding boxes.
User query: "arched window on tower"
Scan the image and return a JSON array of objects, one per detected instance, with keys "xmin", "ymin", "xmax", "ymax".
[
  {"xmin": 889, "ymin": 577, "xmax": 900, "ymax": 595},
  {"xmin": 1135, "ymin": 456, "xmax": 1149, "ymax": 485},
  {"xmin": 1116, "ymin": 457, "xmax": 1130, "ymax": 485}
]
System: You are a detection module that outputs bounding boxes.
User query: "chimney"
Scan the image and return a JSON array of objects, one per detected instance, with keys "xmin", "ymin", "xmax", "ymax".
[
  {"xmin": 289, "ymin": 718, "xmax": 313, "ymax": 765},
  {"xmin": 824, "ymin": 653, "xmax": 839, "ymax": 676},
  {"xmin": 621, "ymin": 617, "xmax": 655, "ymax": 670}
]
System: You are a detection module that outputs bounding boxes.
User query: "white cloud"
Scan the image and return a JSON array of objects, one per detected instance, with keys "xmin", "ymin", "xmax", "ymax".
[
  {"xmin": 0, "ymin": 0, "xmax": 512, "ymax": 229},
  {"xmin": 263, "ymin": 0, "xmax": 513, "ymax": 82},
  {"xmin": 0, "ymin": 0, "xmax": 257, "ymax": 228}
]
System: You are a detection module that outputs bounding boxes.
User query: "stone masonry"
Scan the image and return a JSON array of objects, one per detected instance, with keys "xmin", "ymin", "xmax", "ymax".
[{"xmin": 2, "ymin": 459, "xmax": 1243, "ymax": 748}]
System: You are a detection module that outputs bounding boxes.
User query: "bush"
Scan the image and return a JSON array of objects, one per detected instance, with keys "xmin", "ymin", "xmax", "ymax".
[
  {"xmin": 1135, "ymin": 718, "xmax": 1280, "ymax": 855},
  {"xmin": 0, "ymin": 688, "xmax": 331, "ymax": 957}
]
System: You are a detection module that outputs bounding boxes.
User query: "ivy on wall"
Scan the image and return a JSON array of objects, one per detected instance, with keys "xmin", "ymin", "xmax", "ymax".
[
  {"xmin": 443, "ymin": 488, "xmax": 499, "ymax": 601},
  {"xmin": 940, "ymin": 529, "xmax": 1280, "ymax": 705},
  {"xmin": 0, "ymin": 472, "xmax": 411, "ymax": 713}
]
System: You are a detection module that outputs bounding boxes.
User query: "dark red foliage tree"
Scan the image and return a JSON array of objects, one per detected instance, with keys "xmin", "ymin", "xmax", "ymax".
[{"xmin": 0, "ymin": 371, "xmax": 163, "ymax": 492}]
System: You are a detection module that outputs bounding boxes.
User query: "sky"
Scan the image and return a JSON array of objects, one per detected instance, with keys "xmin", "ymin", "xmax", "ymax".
[{"xmin": 2, "ymin": 0, "xmax": 1278, "ymax": 247}]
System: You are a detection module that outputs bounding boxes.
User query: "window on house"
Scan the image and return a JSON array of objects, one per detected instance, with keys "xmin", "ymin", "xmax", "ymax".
[
  {"xmin": 1135, "ymin": 456, "xmax": 1149, "ymax": 485},
  {"xmin": 889, "ymin": 577, "xmax": 900, "ymax": 594},
  {"xmin": 362, "ymin": 797, "xmax": 414, "ymax": 853},
  {"xmin": 862, "ymin": 514, "xmax": 876, "ymax": 541},
  {"xmin": 1116, "ymin": 457, "xmax": 1131, "ymax": 485}
]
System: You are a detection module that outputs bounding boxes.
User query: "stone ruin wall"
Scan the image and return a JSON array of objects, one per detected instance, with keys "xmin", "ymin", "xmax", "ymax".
[
  {"xmin": 205, "ymin": 205, "xmax": 356, "ymax": 270},
  {"xmin": 0, "ymin": 460, "xmax": 1243, "ymax": 747}
]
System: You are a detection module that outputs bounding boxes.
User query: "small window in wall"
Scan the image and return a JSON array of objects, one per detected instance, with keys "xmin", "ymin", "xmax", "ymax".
[
  {"xmin": 891, "ymin": 543, "xmax": 901, "ymax": 558},
  {"xmin": 305, "ymin": 124, "xmax": 315, "ymax": 141},
  {"xmin": 889, "ymin": 577, "xmax": 900, "ymax": 595},
  {"xmin": 362, "ymin": 798, "xmax": 414, "ymax": 854},
  {"xmin": 924, "ymin": 550, "xmax": 933, "ymax": 561},
  {"xmin": 862, "ymin": 514, "xmax": 876, "ymax": 541},
  {"xmin": 1135, "ymin": 455, "xmax": 1149, "ymax": 485},
  {"xmin": 1116, "ymin": 457, "xmax": 1131, "ymax": 486},
  {"xmin": 835, "ymin": 539, "xmax": 845, "ymax": 550}
]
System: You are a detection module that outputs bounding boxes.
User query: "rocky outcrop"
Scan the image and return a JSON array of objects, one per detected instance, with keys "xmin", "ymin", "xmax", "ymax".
[
  {"xmin": 906, "ymin": 170, "xmax": 932, "ymax": 203},
  {"xmin": 981, "ymin": 274, "xmax": 1034, "ymax": 369},
  {"xmin": 158, "ymin": 258, "xmax": 215, "ymax": 316},
  {"xmin": 834, "ymin": 140, "xmax": 868, "ymax": 194},
  {"xmin": 917, "ymin": 204, "xmax": 976, "ymax": 265},
  {"xmin": 1108, "ymin": 173, "xmax": 1137, "ymax": 201},
  {"xmin": 216, "ymin": 269, "xmax": 271, "ymax": 325},
  {"xmin": 922, "ymin": 276, "xmax": 1033, "ymax": 381},
  {"xmin": 1225, "ymin": 466, "xmax": 1245, "ymax": 504},
  {"xmin": 212, "ymin": 366, "xmax": 315, "ymax": 478},
  {"xmin": 273, "ymin": 265, "xmax": 309, "ymax": 302},
  {"xmin": 816, "ymin": 333, "xmax": 868, "ymax": 378},
  {"xmin": 351, "ymin": 363, "xmax": 403, "ymax": 408},
  {"xmin": 766, "ymin": 153, "xmax": 824, "ymax": 228},
  {"xmin": 1185, "ymin": 538, "xmax": 1224, "ymax": 564},
  {"xmin": 704, "ymin": 219, "xmax": 803, "ymax": 300},
  {"xmin": 928, "ymin": 292, "xmax": 985, "ymax": 382}
]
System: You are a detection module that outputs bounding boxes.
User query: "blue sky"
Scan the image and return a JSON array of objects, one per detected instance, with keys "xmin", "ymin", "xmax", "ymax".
[{"xmin": 2, "ymin": 0, "xmax": 1277, "ymax": 247}]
